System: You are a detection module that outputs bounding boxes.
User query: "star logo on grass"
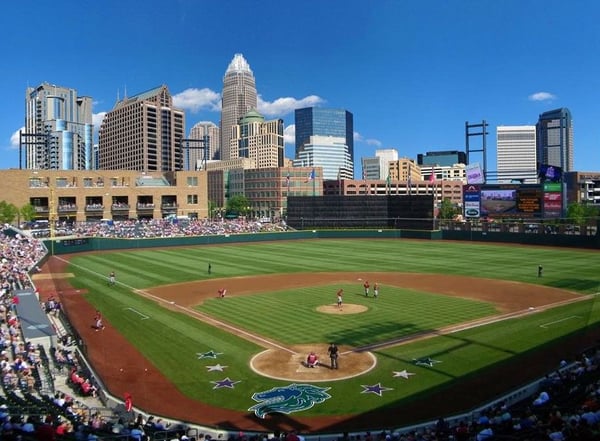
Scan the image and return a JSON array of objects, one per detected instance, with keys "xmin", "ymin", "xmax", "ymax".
[
  {"xmin": 393, "ymin": 370, "xmax": 416, "ymax": 379},
  {"xmin": 413, "ymin": 357, "xmax": 441, "ymax": 367},
  {"xmin": 211, "ymin": 377, "xmax": 240, "ymax": 389},
  {"xmin": 361, "ymin": 383, "xmax": 393, "ymax": 396},
  {"xmin": 206, "ymin": 364, "xmax": 227, "ymax": 372},
  {"xmin": 197, "ymin": 350, "xmax": 222, "ymax": 359}
]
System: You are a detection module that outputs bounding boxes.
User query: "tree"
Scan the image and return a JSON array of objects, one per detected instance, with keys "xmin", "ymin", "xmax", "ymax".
[
  {"xmin": 438, "ymin": 198, "xmax": 458, "ymax": 220},
  {"xmin": 208, "ymin": 200, "xmax": 218, "ymax": 220},
  {"xmin": 226, "ymin": 195, "xmax": 251, "ymax": 216},
  {"xmin": 566, "ymin": 202, "xmax": 599, "ymax": 224},
  {"xmin": 20, "ymin": 203, "xmax": 37, "ymax": 223},
  {"xmin": 0, "ymin": 201, "xmax": 18, "ymax": 225}
]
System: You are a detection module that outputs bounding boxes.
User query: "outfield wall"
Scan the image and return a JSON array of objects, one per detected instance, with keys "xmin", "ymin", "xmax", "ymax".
[{"xmin": 43, "ymin": 226, "xmax": 598, "ymax": 255}]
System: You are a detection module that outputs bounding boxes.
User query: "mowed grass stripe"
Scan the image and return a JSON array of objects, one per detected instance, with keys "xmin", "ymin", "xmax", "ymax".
[{"xmin": 198, "ymin": 285, "xmax": 496, "ymax": 346}]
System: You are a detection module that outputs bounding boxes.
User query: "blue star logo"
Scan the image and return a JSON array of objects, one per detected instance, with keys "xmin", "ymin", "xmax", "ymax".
[
  {"xmin": 361, "ymin": 383, "xmax": 393, "ymax": 396},
  {"xmin": 211, "ymin": 377, "xmax": 240, "ymax": 389},
  {"xmin": 197, "ymin": 350, "xmax": 222, "ymax": 359}
]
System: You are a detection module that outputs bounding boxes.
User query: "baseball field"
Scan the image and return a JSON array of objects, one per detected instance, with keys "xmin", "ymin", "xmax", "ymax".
[{"xmin": 36, "ymin": 238, "xmax": 600, "ymax": 433}]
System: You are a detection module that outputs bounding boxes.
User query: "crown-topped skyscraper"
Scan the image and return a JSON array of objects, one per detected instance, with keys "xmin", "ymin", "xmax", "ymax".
[{"xmin": 219, "ymin": 54, "xmax": 257, "ymax": 160}]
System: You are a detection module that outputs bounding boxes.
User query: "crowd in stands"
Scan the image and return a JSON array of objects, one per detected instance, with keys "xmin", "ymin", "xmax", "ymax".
[
  {"xmin": 3, "ymin": 224, "xmax": 600, "ymax": 440},
  {"xmin": 28, "ymin": 218, "xmax": 287, "ymax": 239}
]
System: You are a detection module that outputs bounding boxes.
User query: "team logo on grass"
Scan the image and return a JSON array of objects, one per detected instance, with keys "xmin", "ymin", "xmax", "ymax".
[
  {"xmin": 413, "ymin": 357, "xmax": 441, "ymax": 367},
  {"xmin": 248, "ymin": 383, "xmax": 332, "ymax": 418}
]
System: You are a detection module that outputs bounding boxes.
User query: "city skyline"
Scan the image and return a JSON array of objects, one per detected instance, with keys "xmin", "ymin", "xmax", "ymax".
[{"xmin": 2, "ymin": 0, "xmax": 599, "ymax": 176}]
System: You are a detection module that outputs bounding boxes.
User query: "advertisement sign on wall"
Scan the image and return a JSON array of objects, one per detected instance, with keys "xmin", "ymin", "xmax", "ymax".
[
  {"xmin": 463, "ymin": 185, "xmax": 481, "ymax": 218},
  {"xmin": 466, "ymin": 163, "xmax": 485, "ymax": 185}
]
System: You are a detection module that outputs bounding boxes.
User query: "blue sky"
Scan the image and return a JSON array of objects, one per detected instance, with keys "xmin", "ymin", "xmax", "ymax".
[{"xmin": 2, "ymin": 0, "xmax": 599, "ymax": 177}]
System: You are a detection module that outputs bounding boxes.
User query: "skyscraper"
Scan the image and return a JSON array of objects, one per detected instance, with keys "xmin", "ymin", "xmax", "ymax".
[
  {"xmin": 229, "ymin": 109, "xmax": 284, "ymax": 169},
  {"xmin": 220, "ymin": 54, "xmax": 257, "ymax": 161},
  {"xmin": 536, "ymin": 108, "xmax": 574, "ymax": 172},
  {"xmin": 98, "ymin": 85, "xmax": 185, "ymax": 171},
  {"xmin": 496, "ymin": 125, "xmax": 537, "ymax": 183},
  {"xmin": 294, "ymin": 107, "xmax": 354, "ymax": 178},
  {"xmin": 188, "ymin": 121, "xmax": 220, "ymax": 170},
  {"xmin": 24, "ymin": 82, "xmax": 93, "ymax": 170},
  {"xmin": 293, "ymin": 135, "xmax": 352, "ymax": 180}
]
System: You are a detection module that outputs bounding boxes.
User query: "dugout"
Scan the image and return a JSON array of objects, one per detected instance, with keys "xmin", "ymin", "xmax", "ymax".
[
  {"xmin": 286, "ymin": 195, "xmax": 434, "ymax": 230},
  {"xmin": 14, "ymin": 288, "xmax": 57, "ymax": 349}
]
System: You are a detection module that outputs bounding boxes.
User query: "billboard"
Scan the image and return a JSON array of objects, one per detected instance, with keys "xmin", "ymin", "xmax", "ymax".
[
  {"xmin": 538, "ymin": 163, "xmax": 562, "ymax": 183},
  {"xmin": 463, "ymin": 185, "xmax": 481, "ymax": 218},
  {"xmin": 543, "ymin": 182, "xmax": 563, "ymax": 218},
  {"xmin": 466, "ymin": 162, "xmax": 485, "ymax": 184},
  {"xmin": 464, "ymin": 184, "xmax": 544, "ymax": 219}
]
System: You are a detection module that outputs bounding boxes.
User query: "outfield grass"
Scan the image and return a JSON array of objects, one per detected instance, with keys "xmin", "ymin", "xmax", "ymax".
[{"xmin": 66, "ymin": 239, "xmax": 600, "ymax": 416}]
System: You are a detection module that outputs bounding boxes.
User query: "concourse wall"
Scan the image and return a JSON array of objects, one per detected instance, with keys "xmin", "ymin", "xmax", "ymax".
[{"xmin": 43, "ymin": 225, "xmax": 598, "ymax": 256}]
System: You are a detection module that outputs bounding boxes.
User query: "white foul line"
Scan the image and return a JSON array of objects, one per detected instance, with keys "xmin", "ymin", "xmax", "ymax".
[
  {"xmin": 540, "ymin": 316, "xmax": 581, "ymax": 328},
  {"xmin": 125, "ymin": 307, "xmax": 150, "ymax": 320}
]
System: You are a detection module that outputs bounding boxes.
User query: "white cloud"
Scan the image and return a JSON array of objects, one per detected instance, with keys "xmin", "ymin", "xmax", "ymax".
[
  {"xmin": 173, "ymin": 88, "xmax": 221, "ymax": 113},
  {"xmin": 365, "ymin": 138, "xmax": 382, "ymax": 147},
  {"xmin": 354, "ymin": 131, "xmax": 382, "ymax": 148},
  {"xmin": 92, "ymin": 112, "xmax": 107, "ymax": 128},
  {"xmin": 258, "ymin": 95, "xmax": 325, "ymax": 117},
  {"xmin": 528, "ymin": 92, "xmax": 557, "ymax": 102},
  {"xmin": 284, "ymin": 124, "xmax": 295, "ymax": 144},
  {"xmin": 10, "ymin": 127, "xmax": 24, "ymax": 149}
]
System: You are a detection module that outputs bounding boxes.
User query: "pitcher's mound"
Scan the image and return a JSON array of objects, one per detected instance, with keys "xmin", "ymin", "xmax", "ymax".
[{"xmin": 316, "ymin": 304, "xmax": 367, "ymax": 314}]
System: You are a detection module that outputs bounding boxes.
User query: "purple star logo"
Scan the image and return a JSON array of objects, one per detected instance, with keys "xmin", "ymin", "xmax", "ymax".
[
  {"xmin": 361, "ymin": 383, "xmax": 393, "ymax": 396},
  {"xmin": 211, "ymin": 377, "xmax": 240, "ymax": 389}
]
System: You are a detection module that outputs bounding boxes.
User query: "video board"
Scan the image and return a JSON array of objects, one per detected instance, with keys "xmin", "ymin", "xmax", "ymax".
[{"xmin": 465, "ymin": 184, "xmax": 544, "ymax": 218}]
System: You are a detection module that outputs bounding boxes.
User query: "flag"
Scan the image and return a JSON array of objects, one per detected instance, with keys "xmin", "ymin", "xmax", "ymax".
[
  {"xmin": 386, "ymin": 173, "xmax": 391, "ymax": 186},
  {"xmin": 285, "ymin": 172, "xmax": 290, "ymax": 189},
  {"xmin": 429, "ymin": 166, "xmax": 435, "ymax": 183},
  {"xmin": 304, "ymin": 169, "xmax": 315, "ymax": 183}
]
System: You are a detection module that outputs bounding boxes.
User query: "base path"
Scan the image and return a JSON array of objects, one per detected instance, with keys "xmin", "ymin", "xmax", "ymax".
[{"xmin": 37, "ymin": 258, "xmax": 598, "ymax": 433}]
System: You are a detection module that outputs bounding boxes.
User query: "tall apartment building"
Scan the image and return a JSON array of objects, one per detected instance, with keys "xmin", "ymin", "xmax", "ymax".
[
  {"xmin": 229, "ymin": 110, "xmax": 284, "ymax": 168},
  {"xmin": 98, "ymin": 85, "xmax": 185, "ymax": 171},
  {"xmin": 220, "ymin": 54, "xmax": 257, "ymax": 161},
  {"xmin": 24, "ymin": 82, "xmax": 93, "ymax": 170},
  {"xmin": 536, "ymin": 108, "xmax": 574, "ymax": 172},
  {"xmin": 496, "ymin": 125, "xmax": 537, "ymax": 183},
  {"xmin": 294, "ymin": 107, "xmax": 354, "ymax": 178},
  {"xmin": 293, "ymin": 136, "xmax": 352, "ymax": 180},
  {"xmin": 187, "ymin": 121, "xmax": 220, "ymax": 170}
]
